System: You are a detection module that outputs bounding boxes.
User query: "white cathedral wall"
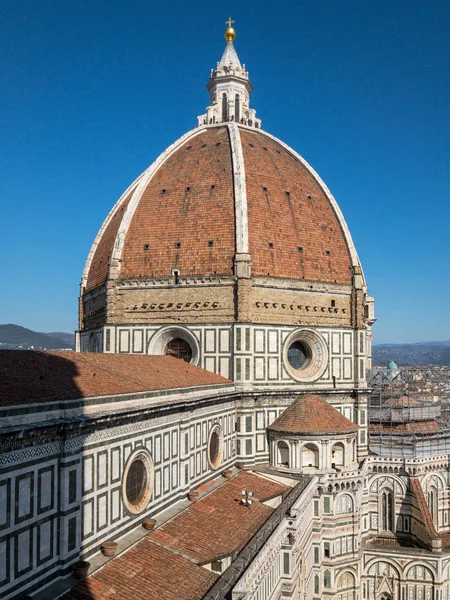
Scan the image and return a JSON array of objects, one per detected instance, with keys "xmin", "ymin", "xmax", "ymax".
[
  {"xmin": 0, "ymin": 391, "xmax": 237, "ymax": 600},
  {"xmin": 0, "ymin": 439, "xmax": 64, "ymax": 599},
  {"xmin": 79, "ymin": 321, "xmax": 370, "ymax": 459},
  {"xmin": 81, "ymin": 323, "xmax": 368, "ymax": 388},
  {"xmin": 230, "ymin": 456, "xmax": 450, "ymax": 600},
  {"xmin": 4, "ymin": 404, "xmax": 450, "ymax": 599},
  {"xmin": 78, "ymin": 399, "xmax": 237, "ymax": 558}
]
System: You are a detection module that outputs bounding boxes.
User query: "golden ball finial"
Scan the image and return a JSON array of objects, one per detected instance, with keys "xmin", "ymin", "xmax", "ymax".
[{"xmin": 224, "ymin": 17, "xmax": 236, "ymax": 42}]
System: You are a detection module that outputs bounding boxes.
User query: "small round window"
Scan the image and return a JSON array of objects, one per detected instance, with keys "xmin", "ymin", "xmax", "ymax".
[
  {"xmin": 287, "ymin": 341, "xmax": 311, "ymax": 370},
  {"xmin": 166, "ymin": 338, "xmax": 192, "ymax": 362},
  {"xmin": 283, "ymin": 329, "xmax": 328, "ymax": 383},
  {"xmin": 122, "ymin": 449, "xmax": 154, "ymax": 515},
  {"xmin": 126, "ymin": 460, "xmax": 147, "ymax": 505},
  {"xmin": 208, "ymin": 425, "xmax": 223, "ymax": 470}
]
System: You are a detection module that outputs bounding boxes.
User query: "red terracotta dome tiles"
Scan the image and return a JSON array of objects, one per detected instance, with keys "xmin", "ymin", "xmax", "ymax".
[
  {"xmin": 120, "ymin": 126, "xmax": 236, "ymax": 278},
  {"xmin": 85, "ymin": 189, "xmax": 134, "ymax": 292},
  {"xmin": 240, "ymin": 129, "xmax": 352, "ymax": 283},
  {"xmin": 268, "ymin": 394, "xmax": 358, "ymax": 435},
  {"xmin": 85, "ymin": 124, "xmax": 356, "ymax": 289}
]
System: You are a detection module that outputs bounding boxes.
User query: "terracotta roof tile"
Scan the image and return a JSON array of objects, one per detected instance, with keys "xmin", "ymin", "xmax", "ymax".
[
  {"xmin": 151, "ymin": 471, "xmax": 288, "ymax": 564},
  {"xmin": 410, "ymin": 477, "xmax": 438, "ymax": 539},
  {"xmin": 370, "ymin": 420, "xmax": 440, "ymax": 434},
  {"xmin": 440, "ymin": 531, "xmax": 450, "ymax": 548},
  {"xmin": 241, "ymin": 129, "xmax": 352, "ymax": 283},
  {"xmin": 62, "ymin": 472, "xmax": 289, "ymax": 600},
  {"xmin": 268, "ymin": 394, "xmax": 358, "ymax": 434},
  {"xmin": 62, "ymin": 539, "xmax": 218, "ymax": 600},
  {"xmin": 85, "ymin": 189, "xmax": 135, "ymax": 291},
  {"xmin": 383, "ymin": 395, "xmax": 423, "ymax": 407},
  {"xmin": 120, "ymin": 127, "xmax": 236, "ymax": 278},
  {"xmin": 85, "ymin": 125, "xmax": 354, "ymax": 287},
  {"xmin": 0, "ymin": 350, "xmax": 230, "ymax": 406}
]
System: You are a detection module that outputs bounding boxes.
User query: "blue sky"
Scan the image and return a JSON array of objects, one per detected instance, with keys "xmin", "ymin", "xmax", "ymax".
[{"xmin": 1, "ymin": 0, "xmax": 449, "ymax": 343}]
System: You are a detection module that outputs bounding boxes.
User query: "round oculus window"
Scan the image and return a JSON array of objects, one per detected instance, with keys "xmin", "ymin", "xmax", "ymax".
[
  {"xmin": 287, "ymin": 341, "xmax": 311, "ymax": 370},
  {"xmin": 122, "ymin": 449, "xmax": 154, "ymax": 515},
  {"xmin": 148, "ymin": 327, "xmax": 200, "ymax": 366},
  {"xmin": 166, "ymin": 337, "xmax": 192, "ymax": 362},
  {"xmin": 283, "ymin": 329, "xmax": 328, "ymax": 383},
  {"xmin": 208, "ymin": 424, "xmax": 224, "ymax": 470}
]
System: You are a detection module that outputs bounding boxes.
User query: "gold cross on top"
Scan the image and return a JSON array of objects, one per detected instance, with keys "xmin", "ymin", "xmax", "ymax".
[{"xmin": 226, "ymin": 17, "xmax": 234, "ymax": 27}]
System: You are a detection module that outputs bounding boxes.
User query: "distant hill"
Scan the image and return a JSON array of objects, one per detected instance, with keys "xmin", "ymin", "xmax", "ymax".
[
  {"xmin": 44, "ymin": 332, "xmax": 75, "ymax": 348},
  {"xmin": 376, "ymin": 341, "xmax": 450, "ymax": 348},
  {"xmin": 0, "ymin": 324, "xmax": 74, "ymax": 350},
  {"xmin": 373, "ymin": 343, "xmax": 450, "ymax": 366}
]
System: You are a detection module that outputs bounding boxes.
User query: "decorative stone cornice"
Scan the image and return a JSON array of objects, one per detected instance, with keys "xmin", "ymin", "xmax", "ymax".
[{"xmin": 117, "ymin": 275, "xmax": 235, "ymax": 289}]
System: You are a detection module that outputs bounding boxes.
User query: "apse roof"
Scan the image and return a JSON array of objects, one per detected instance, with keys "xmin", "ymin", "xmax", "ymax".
[{"xmin": 268, "ymin": 394, "xmax": 359, "ymax": 435}]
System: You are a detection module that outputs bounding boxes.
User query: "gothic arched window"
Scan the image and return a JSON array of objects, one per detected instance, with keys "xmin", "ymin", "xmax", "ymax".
[
  {"xmin": 336, "ymin": 571, "xmax": 356, "ymax": 600},
  {"xmin": 381, "ymin": 489, "xmax": 394, "ymax": 532},
  {"xmin": 336, "ymin": 493, "xmax": 353, "ymax": 514},
  {"xmin": 235, "ymin": 94, "xmax": 240, "ymax": 121},
  {"xmin": 222, "ymin": 93, "xmax": 228, "ymax": 121},
  {"xmin": 428, "ymin": 486, "xmax": 438, "ymax": 525}
]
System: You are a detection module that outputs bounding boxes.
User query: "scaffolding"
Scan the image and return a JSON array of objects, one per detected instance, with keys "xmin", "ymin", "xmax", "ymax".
[{"xmin": 367, "ymin": 365, "xmax": 450, "ymax": 459}]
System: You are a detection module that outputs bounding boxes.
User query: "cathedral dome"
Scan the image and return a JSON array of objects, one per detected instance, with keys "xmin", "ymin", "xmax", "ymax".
[
  {"xmin": 78, "ymin": 22, "xmax": 372, "ymax": 363},
  {"xmin": 83, "ymin": 123, "xmax": 359, "ymax": 292},
  {"xmin": 82, "ymin": 23, "xmax": 364, "ymax": 295}
]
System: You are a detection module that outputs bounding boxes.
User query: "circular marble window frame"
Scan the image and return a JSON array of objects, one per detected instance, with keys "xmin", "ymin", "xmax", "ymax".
[
  {"xmin": 283, "ymin": 328, "xmax": 328, "ymax": 383},
  {"xmin": 122, "ymin": 448, "xmax": 154, "ymax": 515},
  {"xmin": 207, "ymin": 423, "xmax": 224, "ymax": 470},
  {"xmin": 147, "ymin": 326, "xmax": 200, "ymax": 366}
]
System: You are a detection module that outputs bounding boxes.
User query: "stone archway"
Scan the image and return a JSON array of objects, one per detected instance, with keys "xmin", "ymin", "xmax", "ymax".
[
  {"xmin": 302, "ymin": 443, "xmax": 319, "ymax": 470},
  {"xmin": 277, "ymin": 441, "xmax": 289, "ymax": 468},
  {"xmin": 331, "ymin": 442, "xmax": 345, "ymax": 469}
]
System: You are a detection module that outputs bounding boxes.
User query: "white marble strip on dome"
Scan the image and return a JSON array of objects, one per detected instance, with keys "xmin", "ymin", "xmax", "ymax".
[
  {"xmin": 81, "ymin": 175, "xmax": 144, "ymax": 288},
  {"xmin": 108, "ymin": 127, "xmax": 207, "ymax": 279},
  {"xmin": 236, "ymin": 124, "xmax": 367, "ymax": 288},
  {"xmin": 227, "ymin": 122, "xmax": 249, "ymax": 255}
]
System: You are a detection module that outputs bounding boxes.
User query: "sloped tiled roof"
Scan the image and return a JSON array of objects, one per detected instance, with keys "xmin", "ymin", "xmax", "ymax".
[
  {"xmin": 0, "ymin": 350, "xmax": 230, "ymax": 406},
  {"xmin": 370, "ymin": 420, "xmax": 440, "ymax": 434},
  {"xmin": 268, "ymin": 394, "xmax": 358, "ymax": 435},
  {"xmin": 62, "ymin": 538, "xmax": 218, "ymax": 600},
  {"xmin": 150, "ymin": 471, "xmax": 288, "ymax": 565},
  {"xmin": 383, "ymin": 395, "xmax": 423, "ymax": 407},
  {"xmin": 410, "ymin": 478, "xmax": 438, "ymax": 539},
  {"xmin": 62, "ymin": 471, "xmax": 289, "ymax": 600}
]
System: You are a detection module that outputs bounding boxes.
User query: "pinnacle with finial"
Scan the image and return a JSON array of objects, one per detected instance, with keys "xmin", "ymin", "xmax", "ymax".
[{"xmin": 224, "ymin": 16, "xmax": 236, "ymax": 42}]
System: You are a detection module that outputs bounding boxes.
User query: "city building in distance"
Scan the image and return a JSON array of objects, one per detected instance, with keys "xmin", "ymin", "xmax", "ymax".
[{"xmin": 2, "ymin": 19, "xmax": 450, "ymax": 600}]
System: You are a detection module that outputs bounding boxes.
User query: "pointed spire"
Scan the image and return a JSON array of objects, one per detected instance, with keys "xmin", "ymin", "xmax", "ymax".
[
  {"xmin": 218, "ymin": 41, "xmax": 242, "ymax": 71},
  {"xmin": 197, "ymin": 20, "xmax": 261, "ymax": 129}
]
